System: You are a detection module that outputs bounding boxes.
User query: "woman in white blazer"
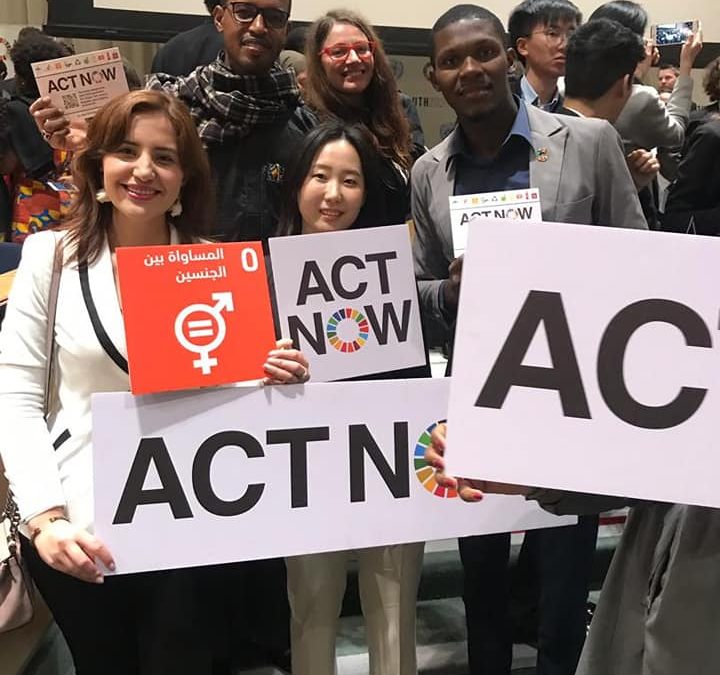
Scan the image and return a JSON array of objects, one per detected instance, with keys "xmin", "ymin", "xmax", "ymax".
[{"xmin": 0, "ymin": 89, "xmax": 310, "ymax": 675}]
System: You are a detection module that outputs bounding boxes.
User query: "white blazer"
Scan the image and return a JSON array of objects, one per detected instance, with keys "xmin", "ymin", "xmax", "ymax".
[{"xmin": 0, "ymin": 229, "xmax": 180, "ymax": 531}]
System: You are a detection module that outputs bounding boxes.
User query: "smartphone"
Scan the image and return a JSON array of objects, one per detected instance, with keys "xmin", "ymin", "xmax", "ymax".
[{"xmin": 651, "ymin": 20, "xmax": 699, "ymax": 46}]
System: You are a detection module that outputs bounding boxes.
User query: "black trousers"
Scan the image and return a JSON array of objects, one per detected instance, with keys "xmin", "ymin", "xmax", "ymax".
[
  {"xmin": 23, "ymin": 537, "xmax": 215, "ymax": 675},
  {"xmin": 459, "ymin": 515, "xmax": 599, "ymax": 675}
]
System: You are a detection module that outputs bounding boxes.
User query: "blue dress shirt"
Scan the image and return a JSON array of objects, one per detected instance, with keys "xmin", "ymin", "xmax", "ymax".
[{"xmin": 452, "ymin": 98, "xmax": 534, "ymax": 197}]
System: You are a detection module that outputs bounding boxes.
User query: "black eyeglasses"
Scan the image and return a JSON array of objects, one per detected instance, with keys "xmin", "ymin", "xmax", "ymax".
[{"xmin": 224, "ymin": 2, "xmax": 289, "ymax": 29}]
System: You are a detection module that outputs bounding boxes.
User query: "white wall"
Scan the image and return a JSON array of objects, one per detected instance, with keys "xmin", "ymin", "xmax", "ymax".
[{"xmin": 93, "ymin": 0, "xmax": 719, "ymax": 40}]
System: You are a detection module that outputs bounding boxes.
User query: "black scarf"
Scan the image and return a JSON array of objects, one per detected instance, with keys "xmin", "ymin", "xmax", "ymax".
[{"xmin": 148, "ymin": 54, "xmax": 300, "ymax": 146}]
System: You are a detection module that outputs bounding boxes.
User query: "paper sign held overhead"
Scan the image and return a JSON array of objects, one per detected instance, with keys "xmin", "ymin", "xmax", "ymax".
[
  {"xmin": 116, "ymin": 242, "xmax": 276, "ymax": 395},
  {"xmin": 269, "ymin": 225, "xmax": 426, "ymax": 382},
  {"xmin": 31, "ymin": 47, "xmax": 129, "ymax": 120},
  {"xmin": 450, "ymin": 189, "xmax": 542, "ymax": 257}
]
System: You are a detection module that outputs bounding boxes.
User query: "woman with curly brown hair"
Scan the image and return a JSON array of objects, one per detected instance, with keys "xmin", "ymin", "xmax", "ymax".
[{"xmin": 302, "ymin": 10, "xmax": 417, "ymax": 229}]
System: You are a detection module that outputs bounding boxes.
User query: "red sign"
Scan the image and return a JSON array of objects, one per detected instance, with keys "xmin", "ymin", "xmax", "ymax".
[{"xmin": 116, "ymin": 242, "xmax": 276, "ymax": 395}]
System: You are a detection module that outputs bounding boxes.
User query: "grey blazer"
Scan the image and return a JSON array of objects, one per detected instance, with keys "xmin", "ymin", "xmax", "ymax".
[
  {"xmin": 530, "ymin": 490, "xmax": 720, "ymax": 675},
  {"xmin": 411, "ymin": 104, "xmax": 647, "ymax": 332},
  {"xmin": 615, "ymin": 76, "xmax": 693, "ymax": 153}
]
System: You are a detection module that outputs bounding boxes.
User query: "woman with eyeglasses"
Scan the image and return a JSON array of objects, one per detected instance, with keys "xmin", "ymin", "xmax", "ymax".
[
  {"xmin": 281, "ymin": 14, "xmax": 427, "ymax": 675},
  {"xmin": 301, "ymin": 10, "xmax": 419, "ymax": 230}
]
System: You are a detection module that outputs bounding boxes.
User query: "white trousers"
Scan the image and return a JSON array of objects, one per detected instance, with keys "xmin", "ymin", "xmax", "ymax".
[{"xmin": 286, "ymin": 542, "xmax": 425, "ymax": 675}]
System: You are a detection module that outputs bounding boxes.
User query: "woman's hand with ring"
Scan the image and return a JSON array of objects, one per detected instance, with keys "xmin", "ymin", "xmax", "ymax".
[{"xmin": 263, "ymin": 338, "xmax": 311, "ymax": 385}]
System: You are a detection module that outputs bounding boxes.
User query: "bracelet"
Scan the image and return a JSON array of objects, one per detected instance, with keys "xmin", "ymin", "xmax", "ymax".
[{"xmin": 30, "ymin": 515, "xmax": 70, "ymax": 545}]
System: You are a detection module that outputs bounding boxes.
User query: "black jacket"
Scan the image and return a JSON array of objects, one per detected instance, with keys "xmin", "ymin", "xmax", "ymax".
[
  {"xmin": 663, "ymin": 116, "xmax": 720, "ymax": 235},
  {"xmin": 151, "ymin": 20, "xmax": 224, "ymax": 77},
  {"xmin": 207, "ymin": 106, "xmax": 315, "ymax": 242}
]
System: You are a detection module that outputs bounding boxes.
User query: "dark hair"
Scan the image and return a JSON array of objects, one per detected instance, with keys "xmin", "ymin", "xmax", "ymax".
[
  {"xmin": 588, "ymin": 1, "xmax": 647, "ymax": 36},
  {"xmin": 0, "ymin": 60, "xmax": 7, "ymax": 80},
  {"xmin": 704, "ymin": 56, "xmax": 720, "ymax": 102},
  {"xmin": 285, "ymin": 26, "xmax": 307, "ymax": 53},
  {"xmin": 431, "ymin": 4, "xmax": 507, "ymax": 59},
  {"xmin": 657, "ymin": 62, "xmax": 679, "ymax": 73},
  {"xmin": 565, "ymin": 19, "xmax": 644, "ymax": 99},
  {"xmin": 277, "ymin": 121, "xmax": 385, "ymax": 236},
  {"xmin": 509, "ymin": 0, "xmax": 582, "ymax": 63},
  {"xmin": 304, "ymin": 10, "xmax": 410, "ymax": 169},
  {"xmin": 122, "ymin": 57, "xmax": 143, "ymax": 90},
  {"xmin": 64, "ymin": 90, "xmax": 214, "ymax": 264},
  {"xmin": 204, "ymin": 0, "xmax": 223, "ymax": 11},
  {"xmin": 10, "ymin": 30, "xmax": 73, "ymax": 99}
]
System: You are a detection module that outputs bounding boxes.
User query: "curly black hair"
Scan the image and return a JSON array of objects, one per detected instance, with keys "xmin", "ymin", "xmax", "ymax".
[
  {"xmin": 703, "ymin": 56, "xmax": 720, "ymax": 103},
  {"xmin": 10, "ymin": 29, "xmax": 73, "ymax": 99}
]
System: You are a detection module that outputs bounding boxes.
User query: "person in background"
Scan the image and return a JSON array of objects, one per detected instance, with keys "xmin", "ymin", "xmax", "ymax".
[
  {"xmin": 562, "ymin": 19, "xmax": 658, "ymax": 189},
  {"xmin": 151, "ymin": 0, "xmax": 224, "ymax": 76},
  {"xmin": 3, "ymin": 30, "xmax": 73, "ymax": 242},
  {"xmin": 588, "ymin": 1, "xmax": 702, "ymax": 187},
  {"xmin": 303, "ymin": 9, "xmax": 414, "ymax": 227},
  {"xmin": 508, "ymin": 0, "xmax": 582, "ymax": 112},
  {"xmin": 413, "ymin": 6, "xmax": 646, "ymax": 675},
  {"xmin": 657, "ymin": 62, "xmax": 679, "ymax": 94},
  {"xmin": 662, "ymin": 104, "xmax": 720, "ymax": 234},
  {"xmin": 279, "ymin": 120, "xmax": 427, "ymax": 675},
  {"xmin": 696, "ymin": 55, "xmax": 720, "ymax": 117}
]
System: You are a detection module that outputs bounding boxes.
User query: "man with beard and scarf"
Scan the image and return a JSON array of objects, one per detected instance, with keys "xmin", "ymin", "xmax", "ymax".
[{"xmin": 32, "ymin": 0, "xmax": 313, "ymax": 247}]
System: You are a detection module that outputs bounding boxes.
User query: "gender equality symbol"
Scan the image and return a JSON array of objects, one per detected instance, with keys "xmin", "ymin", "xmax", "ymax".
[{"xmin": 174, "ymin": 292, "xmax": 234, "ymax": 374}]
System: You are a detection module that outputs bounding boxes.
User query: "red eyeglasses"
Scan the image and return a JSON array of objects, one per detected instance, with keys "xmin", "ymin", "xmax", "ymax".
[{"xmin": 319, "ymin": 41, "xmax": 376, "ymax": 61}]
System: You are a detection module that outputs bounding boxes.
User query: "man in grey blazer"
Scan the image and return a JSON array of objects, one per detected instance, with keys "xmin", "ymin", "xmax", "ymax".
[{"xmin": 413, "ymin": 6, "xmax": 646, "ymax": 674}]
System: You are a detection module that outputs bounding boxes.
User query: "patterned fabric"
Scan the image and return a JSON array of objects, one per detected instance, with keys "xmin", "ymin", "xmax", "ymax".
[
  {"xmin": 147, "ymin": 53, "xmax": 300, "ymax": 147},
  {"xmin": 10, "ymin": 151, "xmax": 73, "ymax": 244}
]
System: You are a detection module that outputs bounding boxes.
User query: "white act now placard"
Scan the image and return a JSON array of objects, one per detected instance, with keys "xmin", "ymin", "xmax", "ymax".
[
  {"xmin": 446, "ymin": 218, "xmax": 720, "ymax": 508},
  {"xmin": 92, "ymin": 378, "xmax": 574, "ymax": 574},
  {"xmin": 450, "ymin": 188, "xmax": 542, "ymax": 257},
  {"xmin": 269, "ymin": 225, "xmax": 426, "ymax": 382}
]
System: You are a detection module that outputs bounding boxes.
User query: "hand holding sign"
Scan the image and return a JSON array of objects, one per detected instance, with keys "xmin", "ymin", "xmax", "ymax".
[
  {"xmin": 425, "ymin": 423, "xmax": 531, "ymax": 502},
  {"xmin": 263, "ymin": 338, "xmax": 311, "ymax": 385},
  {"xmin": 30, "ymin": 97, "xmax": 88, "ymax": 152},
  {"xmin": 31, "ymin": 48, "xmax": 129, "ymax": 122}
]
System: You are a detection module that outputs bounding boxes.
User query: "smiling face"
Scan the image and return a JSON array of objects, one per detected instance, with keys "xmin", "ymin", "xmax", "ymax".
[
  {"xmin": 431, "ymin": 18, "xmax": 512, "ymax": 122},
  {"xmin": 102, "ymin": 111, "xmax": 183, "ymax": 231},
  {"xmin": 320, "ymin": 22, "xmax": 375, "ymax": 97},
  {"xmin": 299, "ymin": 139, "xmax": 365, "ymax": 234},
  {"xmin": 213, "ymin": 0, "xmax": 289, "ymax": 75},
  {"xmin": 516, "ymin": 18, "xmax": 577, "ymax": 79}
]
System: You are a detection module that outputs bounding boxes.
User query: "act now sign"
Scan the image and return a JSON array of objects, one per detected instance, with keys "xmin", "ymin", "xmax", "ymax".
[
  {"xmin": 269, "ymin": 225, "xmax": 426, "ymax": 381},
  {"xmin": 450, "ymin": 188, "xmax": 542, "ymax": 257},
  {"xmin": 92, "ymin": 378, "xmax": 574, "ymax": 574},
  {"xmin": 446, "ymin": 219, "xmax": 720, "ymax": 508},
  {"xmin": 32, "ymin": 47, "xmax": 129, "ymax": 119}
]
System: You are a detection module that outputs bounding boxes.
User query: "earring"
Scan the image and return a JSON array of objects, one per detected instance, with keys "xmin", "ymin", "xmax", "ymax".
[
  {"xmin": 96, "ymin": 189, "xmax": 110, "ymax": 203},
  {"xmin": 169, "ymin": 200, "xmax": 183, "ymax": 218}
]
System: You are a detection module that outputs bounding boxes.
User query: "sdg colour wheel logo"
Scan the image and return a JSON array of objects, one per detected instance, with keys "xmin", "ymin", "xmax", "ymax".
[
  {"xmin": 414, "ymin": 420, "xmax": 458, "ymax": 499},
  {"xmin": 326, "ymin": 307, "xmax": 370, "ymax": 353}
]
